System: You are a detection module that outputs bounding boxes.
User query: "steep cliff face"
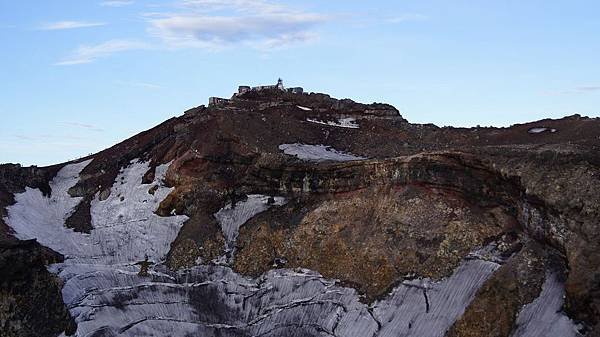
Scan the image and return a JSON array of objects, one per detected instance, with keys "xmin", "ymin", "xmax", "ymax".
[{"xmin": 1, "ymin": 88, "xmax": 598, "ymax": 336}]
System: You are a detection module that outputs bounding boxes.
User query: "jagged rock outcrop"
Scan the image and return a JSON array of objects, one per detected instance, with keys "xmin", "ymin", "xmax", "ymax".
[
  {"xmin": 0, "ymin": 164, "xmax": 75, "ymax": 337},
  {"xmin": 1, "ymin": 88, "xmax": 598, "ymax": 336},
  {"xmin": 0, "ymin": 239, "xmax": 76, "ymax": 337}
]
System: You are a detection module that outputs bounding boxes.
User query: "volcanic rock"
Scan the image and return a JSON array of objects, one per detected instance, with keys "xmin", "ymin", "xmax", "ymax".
[{"xmin": 1, "ymin": 87, "xmax": 598, "ymax": 336}]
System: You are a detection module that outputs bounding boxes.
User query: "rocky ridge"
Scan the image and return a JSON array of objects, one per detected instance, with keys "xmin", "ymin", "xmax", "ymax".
[{"xmin": 1, "ymin": 87, "xmax": 599, "ymax": 336}]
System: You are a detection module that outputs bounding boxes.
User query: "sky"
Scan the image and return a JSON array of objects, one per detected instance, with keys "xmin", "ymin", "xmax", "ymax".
[{"xmin": 1, "ymin": 0, "xmax": 599, "ymax": 166}]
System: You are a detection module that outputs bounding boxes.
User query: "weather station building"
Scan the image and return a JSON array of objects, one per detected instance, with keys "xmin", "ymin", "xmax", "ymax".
[{"xmin": 208, "ymin": 78, "xmax": 304, "ymax": 106}]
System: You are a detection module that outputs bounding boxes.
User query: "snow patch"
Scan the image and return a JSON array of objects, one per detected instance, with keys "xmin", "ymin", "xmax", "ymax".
[
  {"xmin": 296, "ymin": 105, "xmax": 312, "ymax": 111},
  {"xmin": 510, "ymin": 272, "xmax": 583, "ymax": 337},
  {"xmin": 370, "ymin": 259, "xmax": 499, "ymax": 337},
  {"xmin": 5, "ymin": 159, "xmax": 191, "ymax": 337},
  {"xmin": 5, "ymin": 159, "xmax": 92, "ymax": 257},
  {"xmin": 279, "ymin": 143, "xmax": 366, "ymax": 162},
  {"xmin": 528, "ymin": 127, "xmax": 557, "ymax": 134},
  {"xmin": 7, "ymin": 159, "xmax": 188, "ymax": 264},
  {"xmin": 214, "ymin": 194, "xmax": 285, "ymax": 263},
  {"xmin": 88, "ymin": 160, "xmax": 188, "ymax": 264},
  {"xmin": 307, "ymin": 117, "xmax": 360, "ymax": 129}
]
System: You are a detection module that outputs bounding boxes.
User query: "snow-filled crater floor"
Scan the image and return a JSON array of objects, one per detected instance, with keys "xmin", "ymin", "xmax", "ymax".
[{"xmin": 4, "ymin": 160, "xmax": 582, "ymax": 337}]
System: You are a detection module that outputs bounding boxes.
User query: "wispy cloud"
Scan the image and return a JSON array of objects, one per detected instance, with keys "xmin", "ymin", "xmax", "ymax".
[
  {"xmin": 180, "ymin": 0, "xmax": 286, "ymax": 14},
  {"xmin": 385, "ymin": 14, "xmax": 428, "ymax": 24},
  {"xmin": 147, "ymin": 0, "xmax": 327, "ymax": 49},
  {"xmin": 575, "ymin": 85, "xmax": 600, "ymax": 92},
  {"xmin": 13, "ymin": 133, "xmax": 86, "ymax": 141},
  {"xmin": 543, "ymin": 85, "xmax": 600, "ymax": 96},
  {"xmin": 13, "ymin": 134, "xmax": 36, "ymax": 141},
  {"xmin": 62, "ymin": 122, "xmax": 105, "ymax": 132},
  {"xmin": 100, "ymin": 0, "xmax": 134, "ymax": 7},
  {"xmin": 56, "ymin": 0, "xmax": 327, "ymax": 64},
  {"xmin": 56, "ymin": 39, "xmax": 151, "ymax": 65},
  {"xmin": 39, "ymin": 21, "xmax": 107, "ymax": 31}
]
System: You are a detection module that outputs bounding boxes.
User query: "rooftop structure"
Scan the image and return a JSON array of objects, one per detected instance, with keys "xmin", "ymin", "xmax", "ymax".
[
  {"xmin": 238, "ymin": 86, "xmax": 251, "ymax": 95},
  {"xmin": 209, "ymin": 79, "xmax": 305, "ymax": 106},
  {"xmin": 250, "ymin": 78, "xmax": 286, "ymax": 92},
  {"xmin": 240, "ymin": 78, "xmax": 303, "ymax": 95},
  {"xmin": 208, "ymin": 97, "xmax": 230, "ymax": 107}
]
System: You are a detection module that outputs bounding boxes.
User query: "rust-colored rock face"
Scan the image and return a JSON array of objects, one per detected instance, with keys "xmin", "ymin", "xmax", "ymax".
[
  {"xmin": 234, "ymin": 184, "xmax": 512, "ymax": 300},
  {"xmin": 1, "ymin": 88, "xmax": 599, "ymax": 336}
]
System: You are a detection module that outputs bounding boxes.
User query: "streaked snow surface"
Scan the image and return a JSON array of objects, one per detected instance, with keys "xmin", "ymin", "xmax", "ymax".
[
  {"xmin": 6, "ymin": 159, "xmax": 93, "ymax": 254},
  {"xmin": 307, "ymin": 117, "xmax": 359, "ymax": 129},
  {"xmin": 7, "ymin": 159, "xmax": 188, "ymax": 264},
  {"xmin": 4, "ymin": 159, "xmax": 581, "ymax": 337},
  {"xmin": 371, "ymin": 260, "xmax": 499, "ymax": 337},
  {"xmin": 510, "ymin": 272, "xmax": 583, "ymax": 337},
  {"xmin": 215, "ymin": 194, "xmax": 286, "ymax": 264},
  {"xmin": 279, "ymin": 143, "xmax": 366, "ymax": 162}
]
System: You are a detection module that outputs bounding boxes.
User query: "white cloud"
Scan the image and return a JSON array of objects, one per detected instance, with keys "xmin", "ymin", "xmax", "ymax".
[
  {"xmin": 576, "ymin": 85, "xmax": 600, "ymax": 92},
  {"xmin": 260, "ymin": 31, "xmax": 319, "ymax": 49},
  {"xmin": 39, "ymin": 21, "xmax": 107, "ymax": 30},
  {"xmin": 147, "ymin": 0, "xmax": 327, "ymax": 49},
  {"xmin": 62, "ymin": 122, "xmax": 105, "ymax": 132},
  {"xmin": 56, "ymin": 39, "xmax": 150, "ymax": 65},
  {"xmin": 180, "ymin": 0, "xmax": 285, "ymax": 14},
  {"xmin": 386, "ymin": 14, "xmax": 428, "ymax": 24},
  {"xmin": 542, "ymin": 86, "xmax": 600, "ymax": 96},
  {"xmin": 56, "ymin": 0, "xmax": 326, "ymax": 64},
  {"xmin": 100, "ymin": 0, "xmax": 134, "ymax": 7},
  {"xmin": 149, "ymin": 13, "xmax": 324, "ymax": 48}
]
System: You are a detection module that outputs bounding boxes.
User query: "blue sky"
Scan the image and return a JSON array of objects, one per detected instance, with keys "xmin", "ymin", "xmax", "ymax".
[{"xmin": 1, "ymin": 0, "xmax": 599, "ymax": 166}]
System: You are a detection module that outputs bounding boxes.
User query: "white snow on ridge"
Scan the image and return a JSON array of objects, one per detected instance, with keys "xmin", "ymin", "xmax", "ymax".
[
  {"xmin": 6, "ymin": 159, "xmax": 188, "ymax": 264},
  {"xmin": 510, "ymin": 272, "xmax": 583, "ymax": 337},
  {"xmin": 6, "ymin": 159, "xmax": 192, "ymax": 337},
  {"xmin": 279, "ymin": 143, "xmax": 366, "ymax": 162},
  {"xmin": 307, "ymin": 117, "xmax": 360, "ymax": 129},
  {"xmin": 5, "ymin": 159, "xmax": 93, "ymax": 256},
  {"xmin": 215, "ymin": 194, "xmax": 285, "ymax": 263},
  {"xmin": 89, "ymin": 161, "xmax": 188, "ymax": 264}
]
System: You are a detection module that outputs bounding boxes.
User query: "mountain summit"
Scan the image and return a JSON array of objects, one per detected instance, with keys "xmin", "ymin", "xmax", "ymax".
[{"xmin": 1, "ymin": 84, "xmax": 599, "ymax": 337}]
